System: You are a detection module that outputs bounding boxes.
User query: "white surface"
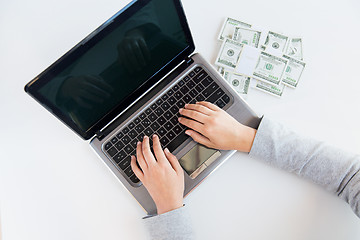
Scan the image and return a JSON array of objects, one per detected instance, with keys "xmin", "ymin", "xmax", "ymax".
[{"xmin": 1, "ymin": 0, "xmax": 360, "ymax": 239}]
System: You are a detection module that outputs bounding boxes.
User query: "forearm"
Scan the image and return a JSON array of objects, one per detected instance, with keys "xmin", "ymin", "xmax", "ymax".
[
  {"xmin": 143, "ymin": 206, "xmax": 194, "ymax": 240},
  {"xmin": 249, "ymin": 117, "xmax": 360, "ymax": 217}
]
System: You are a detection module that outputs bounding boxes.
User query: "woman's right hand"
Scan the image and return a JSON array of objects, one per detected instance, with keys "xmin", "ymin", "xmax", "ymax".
[{"xmin": 178, "ymin": 101, "xmax": 257, "ymax": 153}]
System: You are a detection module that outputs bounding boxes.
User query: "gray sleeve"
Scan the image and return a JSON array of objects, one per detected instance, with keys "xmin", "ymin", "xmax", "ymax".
[
  {"xmin": 143, "ymin": 206, "xmax": 195, "ymax": 240},
  {"xmin": 249, "ymin": 117, "xmax": 360, "ymax": 217}
]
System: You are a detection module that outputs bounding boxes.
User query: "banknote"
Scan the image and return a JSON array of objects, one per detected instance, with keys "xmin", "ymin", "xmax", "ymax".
[
  {"xmin": 218, "ymin": 17, "xmax": 252, "ymax": 41},
  {"xmin": 254, "ymin": 79, "xmax": 285, "ymax": 97},
  {"xmin": 215, "ymin": 39, "xmax": 244, "ymax": 70},
  {"xmin": 286, "ymin": 38, "xmax": 303, "ymax": 60},
  {"xmin": 281, "ymin": 55, "xmax": 306, "ymax": 88},
  {"xmin": 253, "ymin": 52, "xmax": 288, "ymax": 85},
  {"xmin": 218, "ymin": 67, "xmax": 225, "ymax": 76},
  {"xmin": 233, "ymin": 27, "xmax": 261, "ymax": 48},
  {"xmin": 264, "ymin": 31, "xmax": 289, "ymax": 53},
  {"xmin": 223, "ymin": 71, "xmax": 251, "ymax": 94}
]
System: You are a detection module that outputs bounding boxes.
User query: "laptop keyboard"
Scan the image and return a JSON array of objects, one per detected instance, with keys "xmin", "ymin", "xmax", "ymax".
[{"xmin": 103, "ymin": 66, "xmax": 231, "ymax": 185}]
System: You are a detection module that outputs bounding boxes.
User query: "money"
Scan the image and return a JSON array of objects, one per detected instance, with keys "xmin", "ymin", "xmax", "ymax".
[
  {"xmin": 223, "ymin": 71, "xmax": 251, "ymax": 95},
  {"xmin": 218, "ymin": 17, "xmax": 252, "ymax": 41},
  {"xmin": 253, "ymin": 52, "xmax": 288, "ymax": 85},
  {"xmin": 233, "ymin": 27, "xmax": 261, "ymax": 48},
  {"xmin": 286, "ymin": 37, "xmax": 303, "ymax": 60},
  {"xmin": 264, "ymin": 31, "xmax": 289, "ymax": 53},
  {"xmin": 218, "ymin": 67, "xmax": 225, "ymax": 76},
  {"xmin": 215, "ymin": 39, "xmax": 244, "ymax": 70},
  {"xmin": 281, "ymin": 55, "xmax": 306, "ymax": 88},
  {"xmin": 254, "ymin": 80, "xmax": 285, "ymax": 97}
]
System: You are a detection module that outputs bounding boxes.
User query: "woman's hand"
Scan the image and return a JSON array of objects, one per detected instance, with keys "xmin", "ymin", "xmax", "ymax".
[
  {"xmin": 130, "ymin": 135, "xmax": 184, "ymax": 215},
  {"xmin": 178, "ymin": 101, "xmax": 257, "ymax": 152}
]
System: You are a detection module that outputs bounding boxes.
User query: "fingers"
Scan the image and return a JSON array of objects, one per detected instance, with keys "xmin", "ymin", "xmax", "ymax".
[
  {"xmin": 152, "ymin": 135, "xmax": 167, "ymax": 165},
  {"xmin": 164, "ymin": 148, "xmax": 183, "ymax": 174},
  {"xmin": 179, "ymin": 107, "xmax": 209, "ymax": 124},
  {"xmin": 185, "ymin": 129, "xmax": 212, "ymax": 147},
  {"xmin": 142, "ymin": 136, "xmax": 156, "ymax": 166},
  {"xmin": 136, "ymin": 141, "xmax": 148, "ymax": 171},
  {"xmin": 183, "ymin": 103, "xmax": 214, "ymax": 116},
  {"xmin": 131, "ymin": 155, "xmax": 144, "ymax": 180},
  {"xmin": 178, "ymin": 116, "xmax": 205, "ymax": 134},
  {"xmin": 196, "ymin": 101, "xmax": 220, "ymax": 111}
]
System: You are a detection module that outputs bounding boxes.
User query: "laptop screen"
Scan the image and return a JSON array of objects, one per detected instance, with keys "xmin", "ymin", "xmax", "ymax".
[{"xmin": 25, "ymin": 0, "xmax": 194, "ymax": 139}]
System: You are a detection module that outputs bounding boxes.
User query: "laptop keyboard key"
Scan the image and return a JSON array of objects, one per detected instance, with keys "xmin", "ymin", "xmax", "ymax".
[
  {"xmin": 167, "ymin": 132, "xmax": 189, "ymax": 152},
  {"xmin": 154, "ymin": 107, "xmax": 164, "ymax": 116},
  {"xmin": 174, "ymin": 91, "xmax": 183, "ymax": 100},
  {"xmin": 121, "ymin": 135, "xmax": 131, "ymax": 145},
  {"xmin": 157, "ymin": 116, "xmax": 166, "ymax": 125},
  {"xmin": 113, "ymin": 150, "xmax": 126, "ymax": 164},
  {"xmin": 216, "ymin": 99, "xmax": 226, "ymax": 108},
  {"xmin": 128, "ymin": 130, "xmax": 137, "ymax": 138},
  {"xmin": 124, "ymin": 166, "xmax": 134, "ymax": 177},
  {"xmin": 196, "ymin": 94, "xmax": 205, "ymax": 102},
  {"xmin": 130, "ymin": 174, "xmax": 140, "ymax": 183},
  {"xmin": 141, "ymin": 118, "xmax": 151, "ymax": 128},
  {"xmin": 124, "ymin": 145, "xmax": 133, "ymax": 154},
  {"xmin": 168, "ymin": 96, "xmax": 176, "ymax": 105},
  {"xmin": 164, "ymin": 111, "xmax": 172, "ymax": 120},
  {"xmin": 157, "ymin": 127, "xmax": 166, "ymax": 137},
  {"xmin": 161, "ymin": 102, "xmax": 170, "ymax": 110},
  {"xmin": 122, "ymin": 127, "xmax": 129, "ymax": 135},
  {"xmin": 150, "ymin": 122, "xmax": 160, "ymax": 131},
  {"xmin": 128, "ymin": 122, "xmax": 135, "ymax": 129},
  {"xmin": 173, "ymin": 124, "xmax": 182, "ymax": 134},
  {"xmin": 105, "ymin": 142, "xmax": 112, "ymax": 150},
  {"xmin": 164, "ymin": 121, "xmax": 174, "ymax": 131},
  {"xmin": 114, "ymin": 141, "xmax": 125, "ymax": 151},
  {"xmin": 170, "ymin": 106, "xmax": 178, "ymax": 114},
  {"xmin": 118, "ymin": 156, "xmax": 131, "ymax": 170},
  {"xmin": 176, "ymin": 100, "xmax": 185, "ymax": 108},
  {"xmin": 160, "ymin": 136, "xmax": 170, "ymax": 146},
  {"xmin": 166, "ymin": 130, "xmax": 176, "ymax": 140},
  {"xmin": 135, "ymin": 124, "xmax": 144, "ymax": 134},
  {"xmin": 144, "ymin": 127, "xmax": 153, "ymax": 136},
  {"xmin": 107, "ymin": 147, "xmax": 118, "ymax": 157},
  {"xmin": 222, "ymin": 94, "xmax": 230, "ymax": 103}
]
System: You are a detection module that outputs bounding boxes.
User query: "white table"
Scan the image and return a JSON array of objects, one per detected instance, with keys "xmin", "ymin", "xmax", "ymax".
[{"xmin": 1, "ymin": 0, "xmax": 359, "ymax": 239}]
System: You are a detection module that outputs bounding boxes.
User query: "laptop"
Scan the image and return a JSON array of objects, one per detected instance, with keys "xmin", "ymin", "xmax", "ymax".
[{"xmin": 24, "ymin": 0, "xmax": 261, "ymax": 214}]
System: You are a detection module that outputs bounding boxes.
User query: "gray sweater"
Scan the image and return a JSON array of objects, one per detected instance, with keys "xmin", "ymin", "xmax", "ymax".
[{"xmin": 143, "ymin": 117, "xmax": 360, "ymax": 239}]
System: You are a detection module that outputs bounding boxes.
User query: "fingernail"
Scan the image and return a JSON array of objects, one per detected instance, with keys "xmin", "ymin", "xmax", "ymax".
[
  {"xmin": 184, "ymin": 104, "xmax": 188, "ymax": 107},
  {"xmin": 153, "ymin": 134, "xmax": 157, "ymax": 138},
  {"xmin": 164, "ymin": 148, "xmax": 169, "ymax": 153},
  {"xmin": 144, "ymin": 135, "xmax": 147, "ymax": 140},
  {"xmin": 178, "ymin": 117, "xmax": 182, "ymax": 122},
  {"xmin": 185, "ymin": 130, "xmax": 191, "ymax": 136},
  {"xmin": 179, "ymin": 108, "xmax": 183, "ymax": 113},
  {"xmin": 137, "ymin": 141, "xmax": 141, "ymax": 145}
]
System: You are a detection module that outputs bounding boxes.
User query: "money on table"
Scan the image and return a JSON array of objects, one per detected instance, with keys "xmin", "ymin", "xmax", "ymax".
[
  {"xmin": 233, "ymin": 27, "xmax": 261, "ymax": 48},
  {"xmin": 218, "ymin": 17, "xmax": 252, "ymax": 41},
  {"xmin": 215, "ymin": 17, "xmax": 306, "ymax": 97},
  {"xmin": 254, "ymin": 79, "xmax": 285, "ymax": 97},
  {"xmin": 281, "ymin": 55, "xmax": 306, "ymax": 88},
  {"xmin": 264, "ymin": 31, "xmax": 289, "ymax": 53},
  {"xmin": 223, "ymin": 70, "xmax": 251, "ymax": 95},
  {"xmin": 286, "ymin": 38, "xmax": 303, "ymax": 60},
  {"xmin": 253, "ymin": 52, "xmax": 288, "ymax": 86},
  {"xmin": 215, "ymin": 39, "xmax": 244, "ymax": 70}
]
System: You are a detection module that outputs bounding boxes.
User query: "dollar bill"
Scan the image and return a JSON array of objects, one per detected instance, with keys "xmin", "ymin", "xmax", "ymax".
[
  {"xmin": 217, "ymin": 67, "xmax": 225, "ymax": 76},
  {"xmin": 286, "ymin": 37, "xmax": 303, "ymax": 60},
  {"xmin": 264, "ymin": 31, "xmax": 289, "ymax": 53},
  {"xmin": 253, "ymin": 51, "xmax": 288, "ymax": 85},
  {"xmin": 254, "ymin": 79, "xmax": 285, "ymax": 97},
  {"xmin": 223, "ymin": 71, "xmax": 251, "ymax": 94},
  {"xmin": 281, "ymin": 55, "xmax": 306, "ymax": 88},
  {"xmin": 218, "ymin": 17, "xmax": 252, "ymax": 41},
  {"xmin": 215, "ymin": 39, "xmax": 244, "ymax": 70},
  {"xmin": 233, "ymin": 27, "xmax": 261, "ymax": 48}
]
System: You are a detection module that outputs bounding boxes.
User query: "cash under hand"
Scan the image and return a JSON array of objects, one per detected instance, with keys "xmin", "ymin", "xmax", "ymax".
[{"xmin": 215, "ymin": 17, "xmax": 306, "ymax": 98}]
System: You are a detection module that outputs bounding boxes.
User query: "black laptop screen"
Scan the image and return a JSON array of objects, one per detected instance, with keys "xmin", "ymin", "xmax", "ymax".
[{"xmin": 26, "ymin": 0, "xmax": 194, "ymax": 139}]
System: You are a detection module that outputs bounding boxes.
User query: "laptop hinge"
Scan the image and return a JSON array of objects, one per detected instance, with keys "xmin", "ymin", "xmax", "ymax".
[
  {"xmin": 185, "ymin": 56, "xmax": 194, "ymax": 65},
  {"xmin": 95, "ymin": 130, "xmax": 106, "ymax": 141}
]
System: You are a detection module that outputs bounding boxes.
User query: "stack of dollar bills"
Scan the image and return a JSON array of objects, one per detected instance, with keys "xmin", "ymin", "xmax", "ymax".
[{"xmin": 215, "ymin": 17, "xmax": 306, "ymax": 98}]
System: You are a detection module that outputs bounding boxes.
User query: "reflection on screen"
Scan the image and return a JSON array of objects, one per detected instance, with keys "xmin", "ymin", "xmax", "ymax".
[{"xmin": 39, "ymin": 0, "xmax": 188, "ymax": 131}]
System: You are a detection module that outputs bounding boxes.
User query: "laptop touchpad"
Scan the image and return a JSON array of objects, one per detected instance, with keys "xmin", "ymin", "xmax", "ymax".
[{"xmin": 179, "ymin": 144, "xmax": 221, "ymax": 179}]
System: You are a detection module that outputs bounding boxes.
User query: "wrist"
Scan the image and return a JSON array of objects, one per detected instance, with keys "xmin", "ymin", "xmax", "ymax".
[
  {"xmin": 156, "ymin": 201, "xmax": 183, "ymax": 215},
  {"xmin": 236, "ymin": 125, "xmax": 257, "ymax": 153}
]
